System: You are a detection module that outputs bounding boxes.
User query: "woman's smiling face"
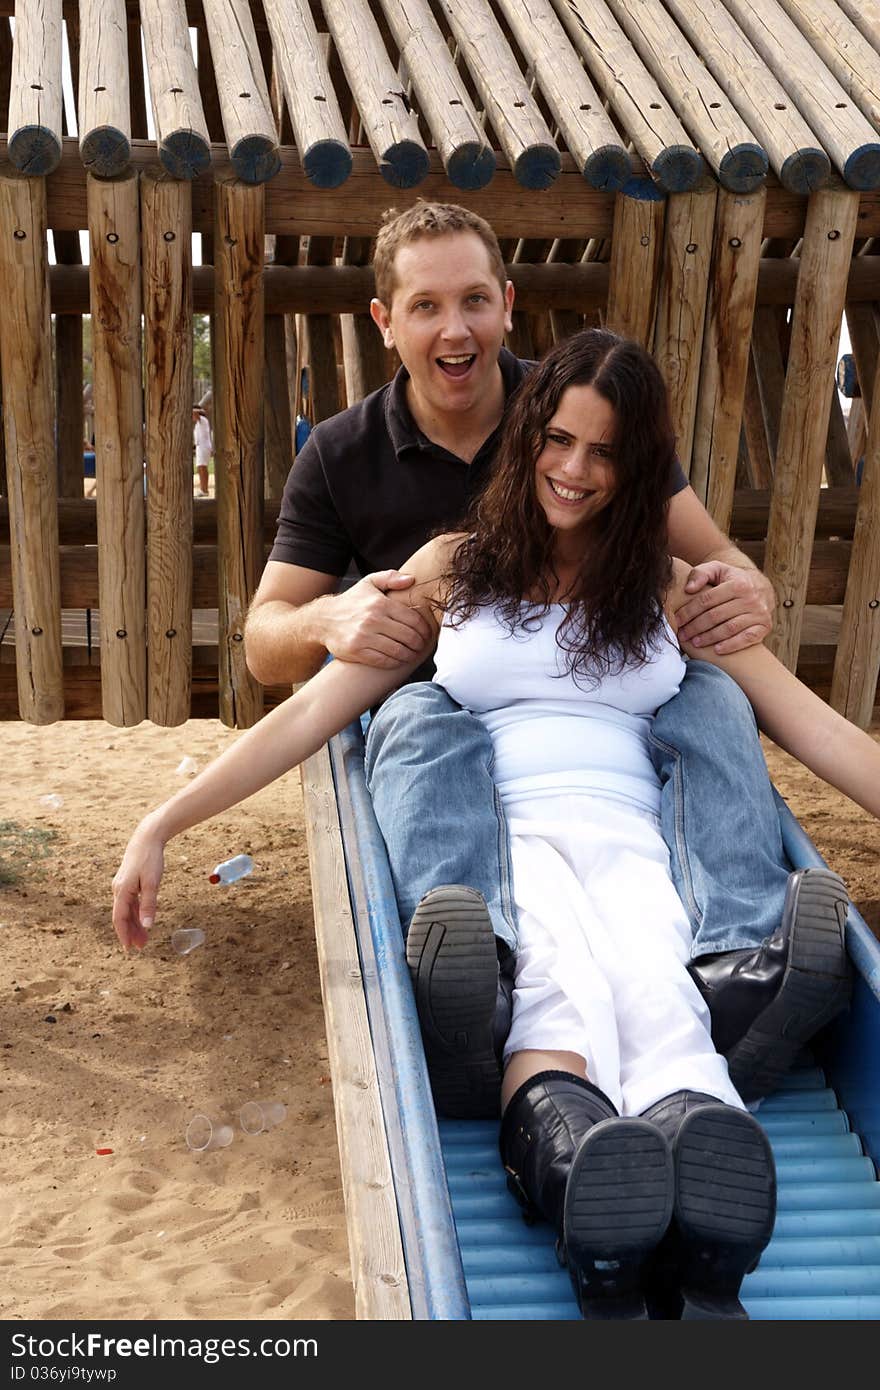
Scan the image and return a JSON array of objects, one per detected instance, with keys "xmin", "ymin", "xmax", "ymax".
[{"xmin": 534, "ymin": 382, "xmax": 618, "ymax": 544}]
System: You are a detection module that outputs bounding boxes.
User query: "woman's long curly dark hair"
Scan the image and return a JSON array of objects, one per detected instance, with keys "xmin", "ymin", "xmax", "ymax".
[{"xmin": 443, "ymin": 329, "xmax": 676, "ymax": 687}]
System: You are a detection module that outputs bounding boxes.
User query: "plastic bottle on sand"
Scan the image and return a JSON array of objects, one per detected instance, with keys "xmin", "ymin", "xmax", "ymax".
[{"xmin": 209, "ymin": 854, "xmax": 254, "ymax": 885}]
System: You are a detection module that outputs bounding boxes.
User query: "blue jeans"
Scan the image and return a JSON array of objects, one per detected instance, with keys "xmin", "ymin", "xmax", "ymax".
[{"xmin": 365, "ymin": 662, "xmax": 790, "ymax": 958}]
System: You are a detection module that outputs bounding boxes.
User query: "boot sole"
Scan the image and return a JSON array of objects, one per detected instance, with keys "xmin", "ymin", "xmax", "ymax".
[
  {"xmin": 726, "ymin": 868, "xmax": 852, "ymax": 1102},
  {"xmin": 406, "ymin": 887, "xmax": 501, "ymax": 1119},
  {"xmin": 564, "ymin": 1118, "xmax": 674, "ymax": 1319},
  {"xmin": 672, "ymin": 1105, "xmax": 776, "ymax": 1310}
]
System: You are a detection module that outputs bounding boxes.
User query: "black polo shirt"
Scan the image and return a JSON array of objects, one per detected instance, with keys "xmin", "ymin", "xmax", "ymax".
[{"xmin": 270, "ymin": 348, "xmax": 687, "ymax": 576}]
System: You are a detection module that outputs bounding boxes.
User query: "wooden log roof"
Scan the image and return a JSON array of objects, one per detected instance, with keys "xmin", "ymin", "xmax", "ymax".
[{"xmin": 2, "ymin": 0, "xmax": 879, "ymax": 195}]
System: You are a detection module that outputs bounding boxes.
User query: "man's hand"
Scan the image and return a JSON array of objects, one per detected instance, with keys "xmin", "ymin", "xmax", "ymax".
[
  {"xmin": 675, "ymin": 561, "xmax": 775, "ymax": 654},
  {"xmin": 111, "ymin": 820, "xmax": 165, "ymax": 950},
  {"xmin": 323, "ymin": 570, "xmax": 434, "ymax": 668}
]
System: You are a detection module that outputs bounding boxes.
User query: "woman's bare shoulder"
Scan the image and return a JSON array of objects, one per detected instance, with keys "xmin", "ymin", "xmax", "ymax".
[{"xmin": 401, "ymin": 532, "xmax": 468, "ymax": 612}]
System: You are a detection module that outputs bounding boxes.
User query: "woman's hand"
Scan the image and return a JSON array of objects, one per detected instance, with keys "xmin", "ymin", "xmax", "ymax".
[{"xmin": 111, "ymin": 817, "xmax": 166, "ymax": 950}]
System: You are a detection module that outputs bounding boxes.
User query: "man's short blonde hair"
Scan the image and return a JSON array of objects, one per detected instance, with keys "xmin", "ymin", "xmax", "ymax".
[{"xmin": 372, "ymin": 202, "xmax": 507, "ymax": 307}]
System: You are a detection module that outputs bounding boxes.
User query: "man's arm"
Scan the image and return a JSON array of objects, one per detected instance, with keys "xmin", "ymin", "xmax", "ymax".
[
  {"xmin": 244, "ymin": 561, "xmax": 434, "ymax": 685},
  {"xmin": 666, "ymin": 485, "xmax": 775, "ymax": 654}
]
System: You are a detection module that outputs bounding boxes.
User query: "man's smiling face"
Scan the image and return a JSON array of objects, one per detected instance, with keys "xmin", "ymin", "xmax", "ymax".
[{"xmin": 370, "ymin": 230, "xmax": 514, "ymax": 430}]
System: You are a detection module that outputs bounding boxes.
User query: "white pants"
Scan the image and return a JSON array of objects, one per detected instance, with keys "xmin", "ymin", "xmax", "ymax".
[{"xmin": 503, "ymin": 792, "xmax": 744, "ymax": 1117}]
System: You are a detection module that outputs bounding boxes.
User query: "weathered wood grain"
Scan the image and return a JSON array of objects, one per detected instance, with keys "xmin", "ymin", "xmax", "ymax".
[
  {"xmin": 87, "ymin": 170, "xmax": 146, "ymax": 726},
  {"xmin": 78, "ymin": 0, "xmax": 131, "ymax": 176}
]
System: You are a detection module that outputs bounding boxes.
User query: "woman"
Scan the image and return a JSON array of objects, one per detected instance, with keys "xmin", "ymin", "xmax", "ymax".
[{"xmin": 113, "ymin": 331, "xmax": 880, "ymax": 1320}]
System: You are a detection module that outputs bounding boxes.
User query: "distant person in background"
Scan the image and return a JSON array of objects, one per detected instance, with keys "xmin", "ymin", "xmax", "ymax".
[{"xmin": 193, "ymin": 407, "xmax": 213, "ymax": 497}]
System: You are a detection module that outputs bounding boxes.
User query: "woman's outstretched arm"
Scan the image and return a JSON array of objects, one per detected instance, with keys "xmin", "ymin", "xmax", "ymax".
[
  {"xmin": 111, "ymin": 536, "xmax": 456, "ymax": 951},
  {"xmin": 667, "ymin": 558, "xmax": 880, "ymax": 821}
]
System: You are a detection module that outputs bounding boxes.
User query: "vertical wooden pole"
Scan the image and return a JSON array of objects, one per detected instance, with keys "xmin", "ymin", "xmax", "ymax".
[
  {"xmin": 764, "ymin": 186, "xmax": 860, "ymax": 670},
  {"xmin": 824, "ymin": 392, "xmax": 856, "ymax": 485},
  {"xmin": 87, "ymin": 170, "xmax": 146, "ymax": 726},
  {"xmin": 305, "ymin": 236, "xmax": 343, "ymax": 423},
  {"xmin": 213, "ymin": 179, "xmax": 265, "ymax": 729},
  {"xmin": 652, "ymin": 182, "xmax": 717, "ymax": 475},
  {"xmin": 0, "ymin": 170, "xmax": 63, "ymax": 722},
  {"xmin": 264, "ymin": 312, "xmax": 294, "ymax": 497},
  {"xmin": 340, "ymin": 236, "xmax": 390, "ymax": 404},
  {"xmin": 690, "ymin": 186, "xmax": 765, "ymax": 532},
  {"xmin": 141, "ymin": 169, "xmax": 193, "ymax": 727},
  {"xmin": 750, "ymin": 305, "xmax": 787, "ymax": 465},
  {"xmin": 740, "ymin": 353, "xmax": 774, "ymax": 488},
  {"xmin": 605, "ymin": 184, "xmax": 666, "ymax": 349},
  {"xmin": 830, "ymin": 350, "xmax": 880, "ymax": 727}
]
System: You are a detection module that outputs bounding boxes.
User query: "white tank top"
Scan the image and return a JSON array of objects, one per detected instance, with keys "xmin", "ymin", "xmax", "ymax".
[{"xmin": 433, "ymin": 603, "xmax": 685, "ymax": 815}]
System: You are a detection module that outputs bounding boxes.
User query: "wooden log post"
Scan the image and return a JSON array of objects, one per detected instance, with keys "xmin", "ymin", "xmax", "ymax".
[
  {"xmin": 201, "ymin": 0, "xmax": 281, "ymax": 185},
  {"xmin": 825, "ymin": 393, "xmax": 856, "ymax": 485},
  {"xmin": 722, "ymin": 0, "xmax": 880, "ymax": 191},
  {"xmin": 775, "ymin": 0, "xmax": 880, "ymax": 135},
  {"xmin": 139, "ymin": 0, "xmax": 212, "ymax": 180},
  {"xmin": 489, "ymin": 0, "xmax": 630, "ymax": 191},
  {"xmin": 0, "ymin": 169, "xmax": 63, "ymax": 722},
  {"xmin": 690, "ymin": 187, "xmax": 765, "ymax": 530},
  {"xmin": 305, "ymin": 236, "xmax": 343, "ymax": 423},
  {"xmin": 141, "ymin": 170, "xmax": 193, "ymax": 727},
  {"xmin": 764, "ymin": 186, "xmax": 860, "ymax": 670},
  {"xmin": 605, "ymin": 182, "xmax": 666, "ymax": 349},
  {"xmin": 340, "ymin": 236, "xmax": 391, "ymax": 405},
  {"xmin": 321, "ymin": 0, "xmax": 430, "ymax": 189},
  {"xmin": 830, "ymin": 348, "xmax": 880, "ymax": 726},
  {"xmin": 264, "ymin": 310, "xmax": 294, "ymax": 498},
  {"xmin": 835, "ymin": 0, "xmax": 880, "ymax": 48},
  {"xmin": 87, "ymin": 171, "xmax": 146, "ymax": 727},
  {"xmin": 741, "ymin": 353, "xmax": 775, "ymax": 489},
  {"xmin": 262, "ymin": 0, "xmax": 351, "ymax": 190},
  {"xmin": 7, "ymin": 0, "xmax": 63, "ymax": 175},
  {"xmin": 652, "ymin": 182, "xmax": 717, "ymax": 474},
  {"xmin": 663, "ymin": 0, "xmax": 830, "ymax": 194},
  {"xmin": 750, "ymin": 305, "xmax": 788, "ymax": 468},
  {"xmin": 552, "ymin": 0, "xmax": 703, "ymax": 193},
  {"xmin": 846, "ymin": 303, "xmax": 880, "ymax": 419},
  {"xmin": 602, "ymin": 0, "xmax": 768, "ymax": 193},
  {"xmin": 436, "ymin": 0, "xmax": 561, "ymax": 190},
  {"xmin": 213, "ymin": 179, "xmax": 265, "ymax": 729},
  {"xmin": 78, "ymin": 0, "xmax": 131, "ymax": 177},
  {"xmin": 846, "ymin": 398, "xmax": 867, "ymax": 467},
  {"xmin": 372, "ymin": 0, "xmax": 495, "ymax": 191}
]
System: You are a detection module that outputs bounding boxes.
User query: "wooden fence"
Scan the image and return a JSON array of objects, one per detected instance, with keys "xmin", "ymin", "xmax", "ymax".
[{"xmin": 0, "ymin": 1, "xmax": 879, "ymax": 729}]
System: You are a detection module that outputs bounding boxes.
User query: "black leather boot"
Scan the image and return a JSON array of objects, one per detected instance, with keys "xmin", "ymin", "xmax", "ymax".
[
  {"xmin": 641, "ymin": 1091, "xmax": 776, "ymax": 1319},
  {"xmin": 406, "ymin": 885, "xmax": 510, "ymax": 1118},
  {"xmin": 689, "ymin": 867, "xmax": 852, "ymax": 1102},
  {"xmin": 500, "ymin": 1071, "xmax": 674, "ymax": 1319}
]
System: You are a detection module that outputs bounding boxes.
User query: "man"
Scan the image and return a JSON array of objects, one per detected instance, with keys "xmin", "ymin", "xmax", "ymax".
[{"xmin": 245, "ymin": 203, "xmax": 850, "ymax": 1115}]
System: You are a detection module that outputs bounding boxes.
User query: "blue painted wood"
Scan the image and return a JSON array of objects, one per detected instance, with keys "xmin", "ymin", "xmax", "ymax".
[
  {"xmin": 80, "ymin": 125, "xmax": 131, "ymax": 177},
  {"xmin": 301, "ymin": 138, "xmax": 354, "ymax": 189},
  {"xmin": 779, "ymin": 148, "xmax": 831, "ymax": 195},
  {"xmin": 445, "ymin": 143, "xmax": 497, "ymax": 191},
  {"xmin": 843, "ymin": 144, "xmax": 880, "ymax": 191},
  {"xmin": 582, "ymin": 145, "xmax": 631, "ymax": 193},
  {"xmin": 329, "ymin": 725, "xmax": 471, "ymax": 1321},
  {"xmin": 230, "ymin": 135, "xmax": 282, "ymax": 185},
  {"xmin": 8, "ymin": 125, "xmax": 62, "ymax": 176},
  {"xmin": 378, "ymin": 141, "xmax": 431, "ymax": 189},
  {"xmin": 649, "ymin": 145, "xmax": 703, "ymax": 193},
  {"xmin": 718, "ymin": 142, "xmax": 768, "ymax": 193},
  {"xmin": 160, "ymin": 130, "xmax": 212, "ymax": 180},
  {"xmin": 512, "ymin": 145, "xmax": 562, "ymax": 191}
]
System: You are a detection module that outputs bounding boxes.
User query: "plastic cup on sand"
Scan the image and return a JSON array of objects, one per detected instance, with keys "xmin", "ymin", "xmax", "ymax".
[
  {"xmin": 239, "ymin": 1100, "xmax": 287, "ymax": 1136},
  {"xmin": 171, "ymin": 927, "xmax": 205, "ymax": 956},
  {"xmin": 185, "ymin": 1113, "xmax": 234, "ymax": 1152}
]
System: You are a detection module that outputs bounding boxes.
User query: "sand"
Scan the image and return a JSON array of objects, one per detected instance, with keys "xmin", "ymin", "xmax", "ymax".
[{"xmin": 1, "ymin": 715, "xmax": 878, "ymax": 1323}]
